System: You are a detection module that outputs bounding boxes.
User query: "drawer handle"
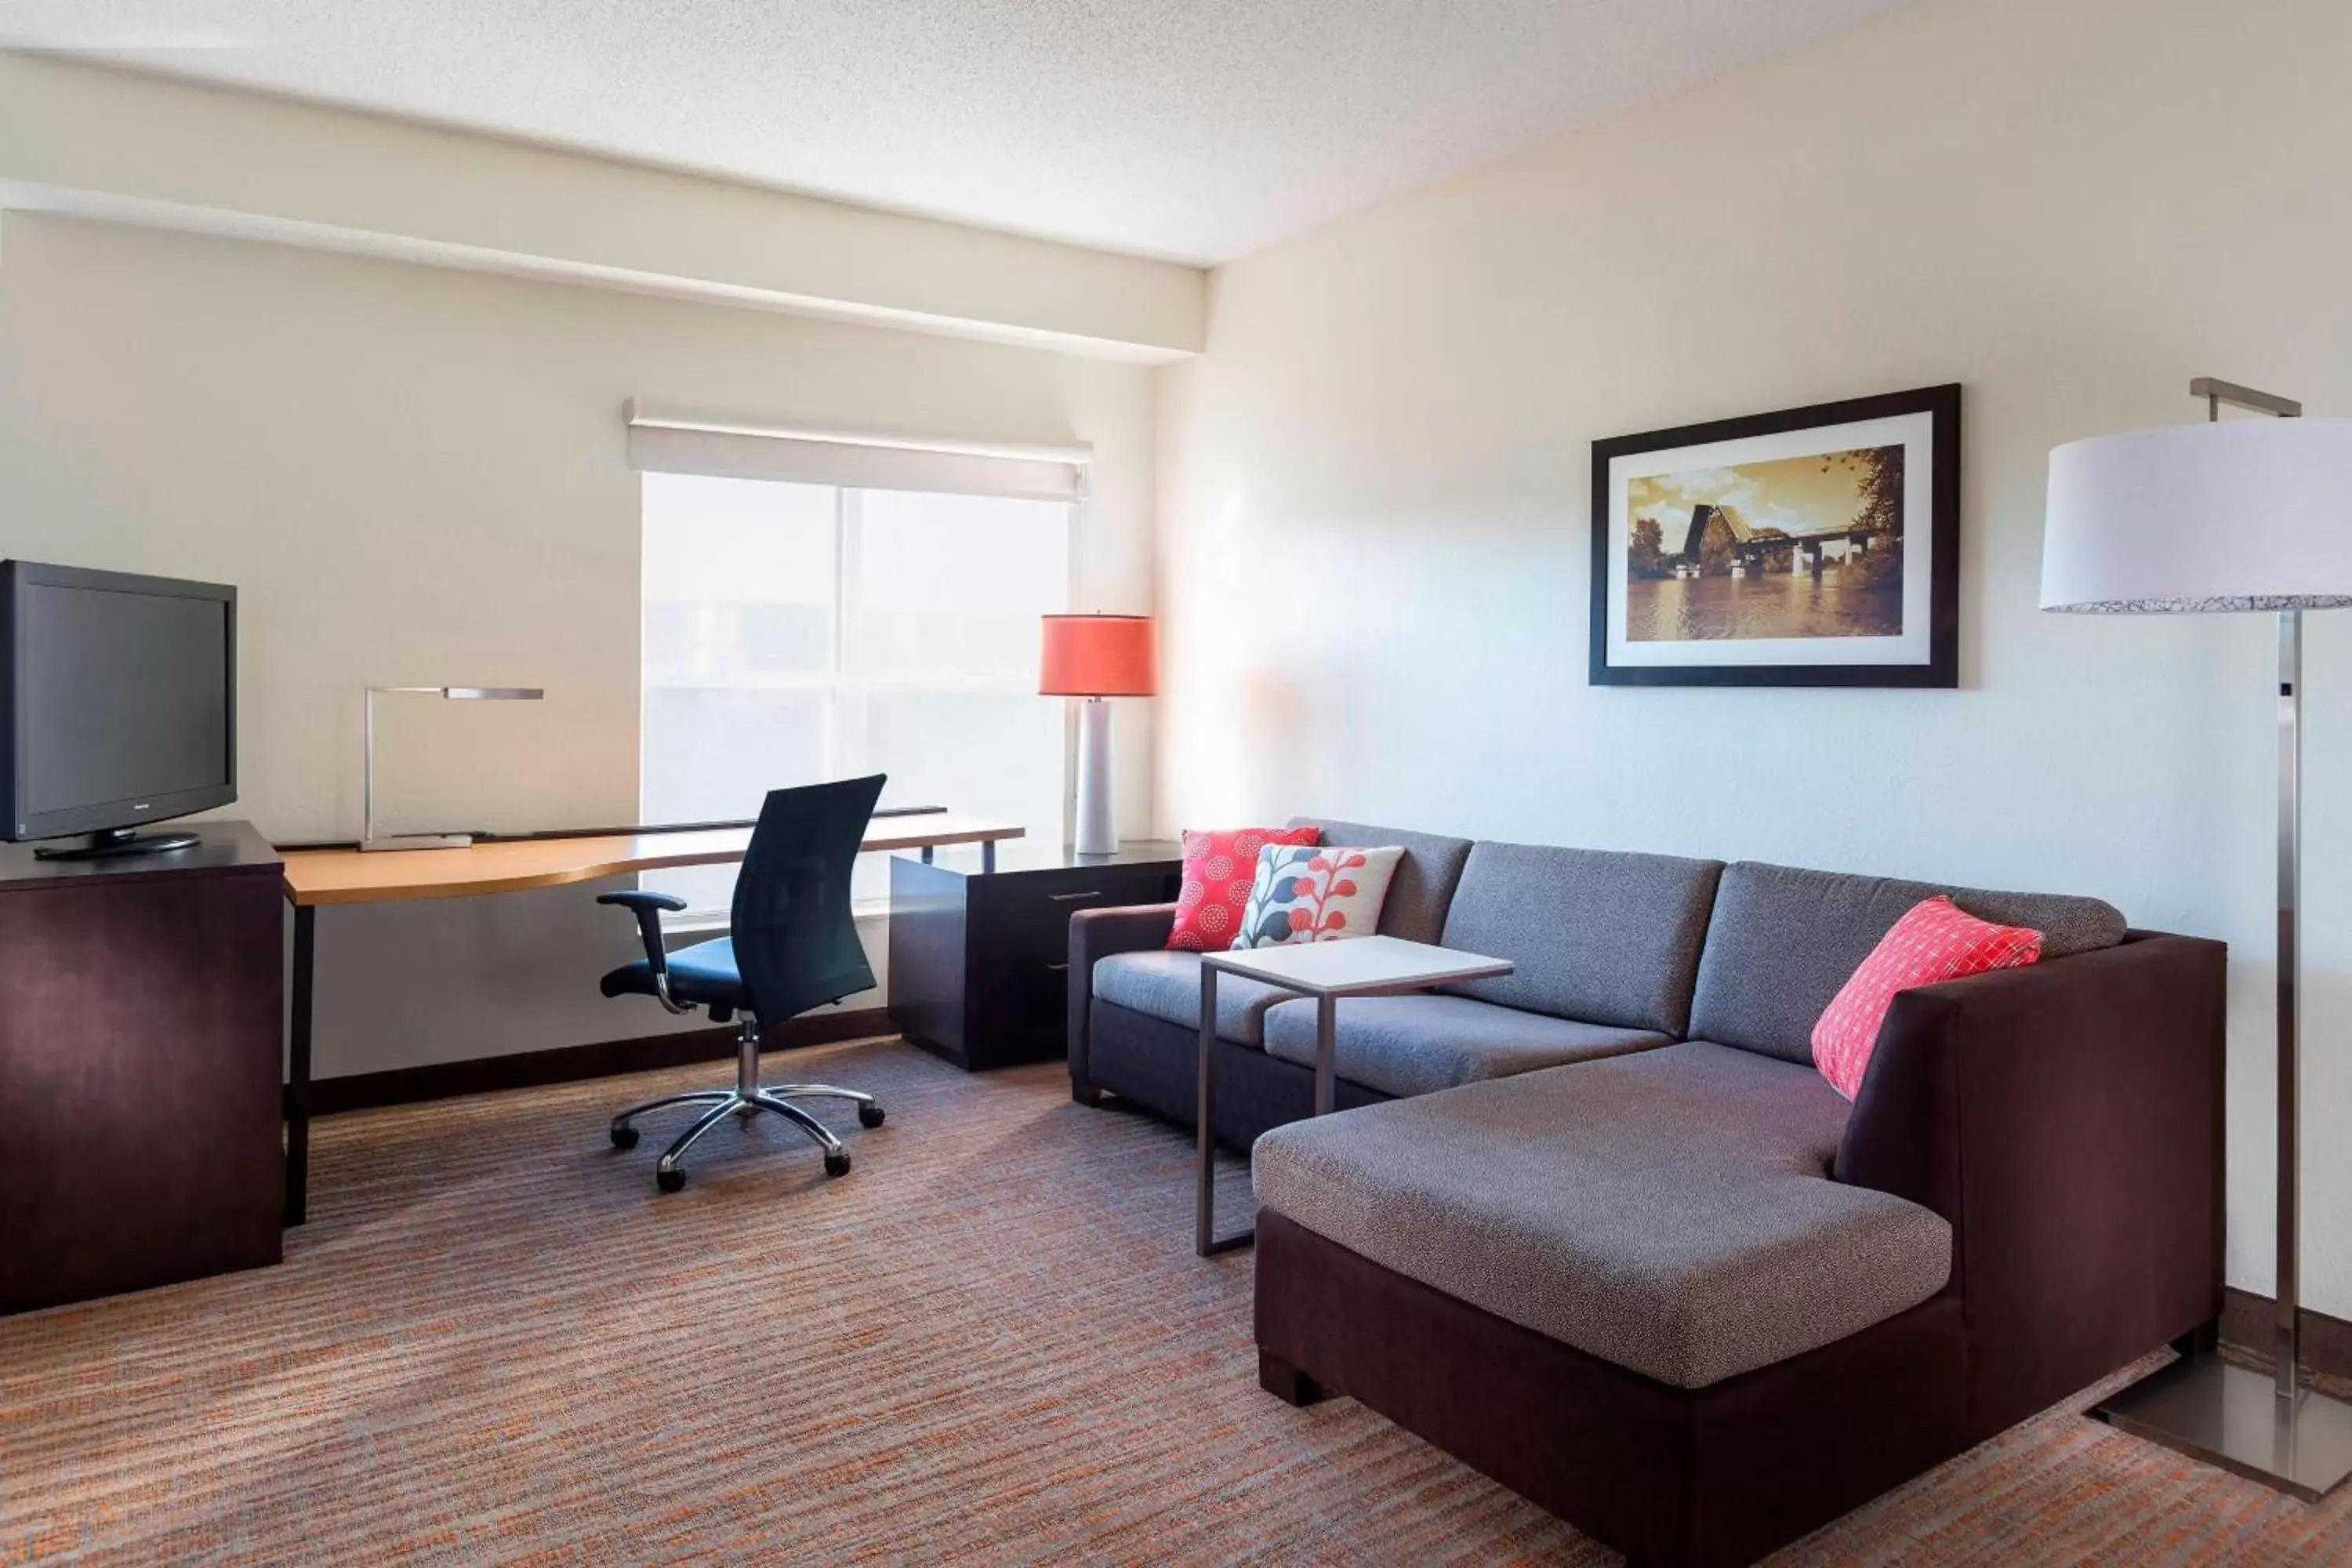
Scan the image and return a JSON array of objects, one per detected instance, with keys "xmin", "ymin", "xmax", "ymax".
[
  {"xmin": 1047, "ymin": 890, "xmax": 1107, "ymax": 902},
  {"xmin": 1045, "ymin": 961, "xmax": 1070, "ymax": 972}
]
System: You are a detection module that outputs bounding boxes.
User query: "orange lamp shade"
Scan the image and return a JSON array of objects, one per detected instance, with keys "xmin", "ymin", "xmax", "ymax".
[{"xmin": 1040, "ymin": 614, "xmax": 1156, "ymax": 697}]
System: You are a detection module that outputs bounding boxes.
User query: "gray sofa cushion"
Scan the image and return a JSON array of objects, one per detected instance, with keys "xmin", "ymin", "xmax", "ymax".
[
  {"xmin": 1091, "ymin": 950, "xmax": 1293, "ymax": 1047},
  {"xmin": 1438, "ymin": 842, "xmax": 1722, "ymax": 1034},
  {"xmin": 1286, "ymin": 818, "xmax": 1472, "ymax": 946},
  {"xmin": 1254, "ymin": 1042, "xmax": 1953, "ymax": 1389},
  {"xmin": 1688, "ymin": 861, "xmax": 2130, "ymax": 1062},
  {"xmin": 1261, "ymin": 993, "xmax": 1668, "ymax": 1099}
]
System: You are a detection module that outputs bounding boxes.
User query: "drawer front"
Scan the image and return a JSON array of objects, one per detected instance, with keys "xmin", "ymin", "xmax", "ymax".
[
  {"xmin": 974, "ymin": 866, "xmax": 1178, "ymax": 967},
  {"xmin": 974, "ymin": 959, "xmax": 1076, "ymax": 1066}
]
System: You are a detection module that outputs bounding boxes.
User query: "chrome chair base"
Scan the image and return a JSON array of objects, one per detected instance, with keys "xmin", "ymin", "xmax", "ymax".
[{"xmin": 608, "ymin": 1018, "xmax": 881, "ymax": 1191}]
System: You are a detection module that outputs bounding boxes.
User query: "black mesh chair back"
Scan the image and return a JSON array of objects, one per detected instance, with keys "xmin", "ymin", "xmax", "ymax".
[{"xmin": 728, "ymin": 774, "xmax": 885, "ymax": 1024}]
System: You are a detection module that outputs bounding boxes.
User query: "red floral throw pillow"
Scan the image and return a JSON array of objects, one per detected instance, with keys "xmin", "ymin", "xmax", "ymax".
[
  {"xmin": 1167, "ymin": 826, "xmax": 1320, "ymax": 951},
  {"xmin": 1813, "ymin": 896, "xmax": 2043, "ymax": 1100}
]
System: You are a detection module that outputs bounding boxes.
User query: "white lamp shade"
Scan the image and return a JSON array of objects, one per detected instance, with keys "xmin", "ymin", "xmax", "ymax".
[{"xmin": 2042, "ymin": 418, "xmax": 2352, "ymax": 613}]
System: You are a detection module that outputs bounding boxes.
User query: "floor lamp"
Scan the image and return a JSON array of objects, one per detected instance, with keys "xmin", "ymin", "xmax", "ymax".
[{"xmin": 2042, "ymin": 377, "xmax": 2352, "ymax": 1500}]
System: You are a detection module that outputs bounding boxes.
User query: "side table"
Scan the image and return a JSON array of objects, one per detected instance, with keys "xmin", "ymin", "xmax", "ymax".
[{"xmin": 1196, "ymin": 935, "xmax": 1512, "ymax": 1255}]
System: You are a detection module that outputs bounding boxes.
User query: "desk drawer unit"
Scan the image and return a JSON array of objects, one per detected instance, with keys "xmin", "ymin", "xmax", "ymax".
[{"xmin": 888, "ymin": 844, "xmax": 1180, "ymax": 1070}]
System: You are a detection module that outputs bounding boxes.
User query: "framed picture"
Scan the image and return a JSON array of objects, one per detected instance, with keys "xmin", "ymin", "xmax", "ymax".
[{"xmin": 1589, "ymin": 383, "xmax": 1960, "ymax": 688}]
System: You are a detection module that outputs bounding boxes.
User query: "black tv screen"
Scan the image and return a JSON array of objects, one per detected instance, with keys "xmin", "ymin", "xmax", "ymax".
[{"xmin": 2, "ymin": 562, "xmax": 237, "ymax": 844}]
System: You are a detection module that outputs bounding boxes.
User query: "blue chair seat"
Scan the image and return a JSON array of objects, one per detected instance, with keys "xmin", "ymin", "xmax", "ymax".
[{"xmin": 601, "ymin": 937, "xmax": 749, "ymax": 1009}]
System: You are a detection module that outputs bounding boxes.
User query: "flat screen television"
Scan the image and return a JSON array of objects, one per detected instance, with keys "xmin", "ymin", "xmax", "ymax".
[{"xmin": 0, "ymin": 561, "xmax": 237, "ymax": 859}]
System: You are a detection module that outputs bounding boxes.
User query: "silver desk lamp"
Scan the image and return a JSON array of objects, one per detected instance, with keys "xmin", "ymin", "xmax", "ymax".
[
  {"xmin": 2043, "ymin": 378, "xmax": 2352, "ymax": 1500},
  {"xmin": 361, "ymin": 685, "xmax": 544, "ymax": 850}
]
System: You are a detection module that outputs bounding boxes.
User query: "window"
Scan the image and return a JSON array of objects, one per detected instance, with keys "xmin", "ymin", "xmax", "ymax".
[{"xmin": 640, "ymin": 472, "xmax": 1071, "ymax": 915}]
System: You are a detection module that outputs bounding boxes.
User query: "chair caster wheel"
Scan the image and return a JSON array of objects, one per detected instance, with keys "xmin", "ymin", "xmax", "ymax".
[
  {"xmin": 610, "ymin": 1124, "xmax": 640, "ymax": 1150},
  {"xmin": 656, "ymin": 1167, "xmax": 686, "ymax": 1193},
  {"xmin": 824, "ymin": 1151, "xmax": 851, "ymax": 1178},
  {"xmin": 858, "ymin": 1104, "xmax": 885, "ymax": 1129}
]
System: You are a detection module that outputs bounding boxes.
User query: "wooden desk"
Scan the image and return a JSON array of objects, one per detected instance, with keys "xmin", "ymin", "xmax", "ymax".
[{"xmin": 278, "ymin": 814, "xmax": 1023, "ymax": 1223}]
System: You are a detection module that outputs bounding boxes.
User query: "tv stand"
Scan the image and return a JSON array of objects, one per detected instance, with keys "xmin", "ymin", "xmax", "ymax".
[
  {"xmin": 34, "ymin": 826, "xmax": 204, "ymax": 862},
  {"xmin": 1, "ymin": 821, "xmax": 284, "ymax": 1314}
]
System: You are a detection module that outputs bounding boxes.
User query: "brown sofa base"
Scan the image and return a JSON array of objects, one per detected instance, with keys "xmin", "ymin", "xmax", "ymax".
[
  {"xmin": 1259, "ymin": 1346, "xmax": 1323, "ymax": 1406},
  {"xmin": 1254, "ymin": 1209, "xmax": 1972, "ymax": 1568}
]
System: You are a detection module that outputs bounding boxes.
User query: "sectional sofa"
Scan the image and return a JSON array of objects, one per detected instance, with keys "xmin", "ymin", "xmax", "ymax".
[{"xmin": 1067, "ymin": 817, "xmax": 2226, "ymax": 1568}]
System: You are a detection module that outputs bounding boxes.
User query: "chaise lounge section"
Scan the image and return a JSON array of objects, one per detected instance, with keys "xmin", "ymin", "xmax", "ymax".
[{"xmin": 1072, "ymin": 826, "xmax": 2227, "ymax": 1567}]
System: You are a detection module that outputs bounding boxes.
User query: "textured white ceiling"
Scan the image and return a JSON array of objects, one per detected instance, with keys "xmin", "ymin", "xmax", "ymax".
[{"xmin": 3, "ymin": 0, "xmax": 1924, "ymax": 264}]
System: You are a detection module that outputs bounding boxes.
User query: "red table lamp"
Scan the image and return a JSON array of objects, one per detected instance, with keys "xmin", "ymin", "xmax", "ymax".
[{"xmin": 1040, "ymin": 614, "xmax": 1156, "ymax": 855}]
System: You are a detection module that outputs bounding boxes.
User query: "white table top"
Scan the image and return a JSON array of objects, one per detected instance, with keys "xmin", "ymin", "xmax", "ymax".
[{"xmin": 1201, "ymin": 935, "xmax": 1513, "ymax": 996}]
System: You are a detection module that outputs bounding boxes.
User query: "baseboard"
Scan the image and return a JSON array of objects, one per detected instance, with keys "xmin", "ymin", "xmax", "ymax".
[
  {"xmin": 2221, "ymin": 1287, "xmax": 2352, "ymax": 1379},
  {"xmin": 303, "ymin": 1008, "xmax": 897, "ymax": 1116}
]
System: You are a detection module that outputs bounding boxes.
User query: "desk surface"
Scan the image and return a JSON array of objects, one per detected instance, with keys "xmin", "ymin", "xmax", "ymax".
[{"xmin": 280, "ymin": 815, "xmax": 1024, "ymax": 906}]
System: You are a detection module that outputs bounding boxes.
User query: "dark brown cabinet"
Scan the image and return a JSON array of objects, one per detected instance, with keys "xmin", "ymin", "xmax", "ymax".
[
  {"xmin": 0, "ymin": 822, "xmax": 285, "ymax": 1314},
  {"xmin": 888, "ymin": 841, "xmax": 1180, "ymax": 1070}
]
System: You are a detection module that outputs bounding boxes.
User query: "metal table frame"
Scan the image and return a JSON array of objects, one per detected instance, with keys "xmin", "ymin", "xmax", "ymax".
[{"xmin": 1194, "ymin": 938, "xmax": 1511, "ymax": 1256}]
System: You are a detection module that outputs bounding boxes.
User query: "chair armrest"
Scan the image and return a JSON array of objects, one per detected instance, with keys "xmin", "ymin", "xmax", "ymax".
[
  {"xmin": 600, "ymin": 890, "xmax": 689, "ymax": 914},
  {"xmin": 597, "ymin": 890, "xmax": 691, "ymax": 1011},
  {"xmin": 1067, "ymin": 902, "xmax": 1177, "ymax": 1091},
  {"xmin": 1835, "ymin": 930, "xmax": 2227, "ymax": 1433}
]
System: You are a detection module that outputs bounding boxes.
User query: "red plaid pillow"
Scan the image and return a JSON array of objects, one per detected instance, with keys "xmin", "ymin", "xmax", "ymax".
[
  {"xmin": 1813, "ymin": 896, "xmax": 2042, "ymax": 1100},
  {"xmin": 1167, "ymin": 826, "xmax": 1320, "ymax": 951}
]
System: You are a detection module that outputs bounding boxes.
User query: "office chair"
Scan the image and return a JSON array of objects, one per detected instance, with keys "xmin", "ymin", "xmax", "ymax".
[{"xmin": 597, "ymin": 775, "xmax": 887, "ymax": 1192}]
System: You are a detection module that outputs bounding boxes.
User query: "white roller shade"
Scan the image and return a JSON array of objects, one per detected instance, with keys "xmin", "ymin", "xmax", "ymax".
[{"xmin": 625, "ymin": 400, "xmax": 1089, "ymax": 502}]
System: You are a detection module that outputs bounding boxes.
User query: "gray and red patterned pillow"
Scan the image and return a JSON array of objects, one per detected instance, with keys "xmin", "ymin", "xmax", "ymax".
[
  {"xmin": 1812, "ymin": 896, "xmax": 2042, "ymax": 1099},
  {"xmin": 1233, "ymin": 844, "xmax": 1404, "ymax": 949},
  {"xmin": 1167, "ymin": 826, "xmax": 1321, "ymax": 951}
]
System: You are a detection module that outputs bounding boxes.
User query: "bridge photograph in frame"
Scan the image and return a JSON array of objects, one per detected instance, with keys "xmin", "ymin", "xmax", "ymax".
[{"xmin": 1590, "ymin": 383, "xmax": 1960, "ymax": 688}]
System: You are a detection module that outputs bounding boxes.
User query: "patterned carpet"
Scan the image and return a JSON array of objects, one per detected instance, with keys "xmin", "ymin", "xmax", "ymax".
[{"xmin": 5, "ymin": 1036, "xmax": 2350, "ymax": 1566}]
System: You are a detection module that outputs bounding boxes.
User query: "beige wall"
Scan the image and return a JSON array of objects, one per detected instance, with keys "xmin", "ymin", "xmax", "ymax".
[
  {"xmin": 1156, "ymin": 0, "xmax": 2352, "ymax": 1310},
  {"xmin": 0, "ymin": 213, "xmax": 1159, "ymax": 1076}
]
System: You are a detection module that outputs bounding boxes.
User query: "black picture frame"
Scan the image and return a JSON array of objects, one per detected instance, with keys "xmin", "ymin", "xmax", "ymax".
[{"xmin": 1588, "ymin": 383, "xmax": 1960, "ymax": 688}]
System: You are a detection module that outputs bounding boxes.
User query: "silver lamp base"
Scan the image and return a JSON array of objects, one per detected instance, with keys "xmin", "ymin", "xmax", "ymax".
[
  {"xmin": 1073, "ymin": 695, "xmax": 1116, "ymax": 857},
  {"xmin": 359, "ymin": 833, "xmax": 476, "ymax": 852},
  {"xmin": 2092, "ymin": 1354, "xmax": 2352, "ymax": 1503}
]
